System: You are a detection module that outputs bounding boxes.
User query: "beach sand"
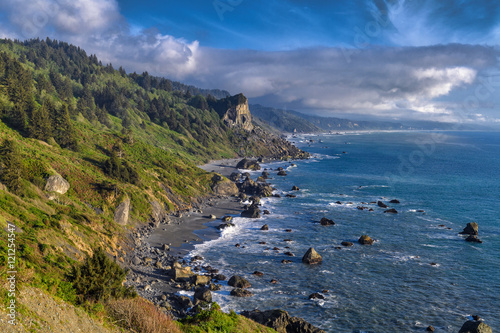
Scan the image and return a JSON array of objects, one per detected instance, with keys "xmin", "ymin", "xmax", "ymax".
[{"xmin": 147, "ymin": 158, "xmax": 244, "ymax": 258}]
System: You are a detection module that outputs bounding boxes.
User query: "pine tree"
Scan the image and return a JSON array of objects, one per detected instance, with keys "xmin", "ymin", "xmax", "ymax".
[
  {"xmin": 0, "ymin": 139, "xmax": 24, "ymax": 194},
  {"xmin": 52, "ymin": 104, "xmax": 78, "ymax": 151},
  {"xmin": 29, "ymin": 102, "xmax": 52, "ymax": 141}
]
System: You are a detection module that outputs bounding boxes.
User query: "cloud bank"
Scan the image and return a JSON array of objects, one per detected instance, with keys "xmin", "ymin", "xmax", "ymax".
[{"xmin": 1, "ymin": 0, "xmax": 499, "ymax": 123}]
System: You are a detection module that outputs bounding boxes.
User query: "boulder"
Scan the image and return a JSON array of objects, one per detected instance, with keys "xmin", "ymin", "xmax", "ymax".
[
  {"xmin": 377, "ymin": 201, "xmax": 388, "ymax": 208},
  {"xmin": 230, "ymin": 288, "xmax": 254, "ymax": 297},
  {"xmin": 261, "ymin": 224, "xmax": 269, "ymax": 230},
  {"xmin": 236, "ymin": 158, "xmax": 261, "ymax": 170},
  {"xmin": 465, "ymin": 235, "xmax": 483, "ymax": 243},
  {"xmin": 358, "ymin": 235, "xmax": 374, "ymax": 245},
  {"xmin": 292, "ymin": 186, "xmax": 300, "ymax": 191},
  {"xmin": 458, "ymin": 320, "xmax": 492, "ymax": 333},
  {"xmin": 460, "ymin": 222, "xmax": 479, "ymax": 235},
  {"xmin": 341, "ymin": 241, "xmax": 353, "ymax": 247},
  {"xmin": 209, "ymin": 214, "xmax": 217, "ymax": 219},
  {"xmin": 171, "ymin": 265, "xmax": 194, "ymax": 281},
  {"xmin": 191, "ymin": 274, "xmax": 211, "ymax": 286},
  {"xmin": 277, "ymin": 170, "xmax": 287, "ymax": 176},
  {"xmin": 241, "ymin": 204, "xmax": 261, "ymax": 218},
  {"xmin": 261, "ymin": 171, "xmax": 270, "ymax": 179},
  {"xmin": 212, "ymin": 178, "xmax": 239, "ymax": 196},
  {"xmin": 263, "ymin": 210, "xmax": 270, "ymax": 215},
  {"xmin": 222, "ymin": 216, "xmax": 233, "ymax": 222},
  {"xmin": 214, "ymin": 274, "xmax": 227, "ymax": 281},
  {"xmin": 229, "ymin": 172, "xmax": 241, "ymax": 181},
  {"xmin": 426, "ymin": 326, "xmax": 435, "ymax": 332},
  {"xmin": 389, "ymin": 199, "xmax": 400, "ymax": 204},
  {"xmin": 44, "ymin": 174, "xmax": 70, "ymax": 194},
  {"xmin": 319, "ymin": 217, "xmax": 335, "ymax": 226},
  {"xmin": 217, "ymin": 223, "xmax": 235, "ymax": 230},
  {"xmin": 302, "ymin": 248, "xmax": 322, "ymax": 265},
  {"xmin": 308, "ymin": 293, "xmax": 325, "ymax": 300},
  {"xmin": 228, "ymin": 275, "xmax": 251, "ymax": 288},
  {"xmin": 193, "ymin": 286, "xmax": 212, "ymax": 304},
  {"xmin": 256, "ymin": 176, "xmax": 267, "ymax": 183},
  {"xmin": 285, "ymin": 194, "xmax": 296, "ymax": 198},
  {"xmin": 253, "ymin": 271, "xmax": 264, "ymax": 276},
  {"xmin": 384, "ymin": 208, "xmax": 398, "ymax": 214},
  {"xmin": 114, "ymin": 197, "xmax": 131, "ymax": 226},
  {"xmin": 240, "ymin": 309, "xmax": 326, "ymax": 333}
]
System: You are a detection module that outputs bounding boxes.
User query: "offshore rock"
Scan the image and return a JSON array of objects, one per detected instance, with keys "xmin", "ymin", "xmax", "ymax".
[
  {"xmin": 241, "ymin": 309, "xmax": 326, "ymax": 333},
  {"xmin": 458, "ymin": 320, "xmax": 492, "ymax": 333},
  {"xmin": 377, "ymin": 201, "xmax": 388, "ymax": 208},
  {"xmin": 319, "ymin": 217, "xmax": 335, "ymax": 226},
  {"xmin": 358, "ymin": 235, "xmax": 374, "ymax": 245},
  {"xmin": 45, "ymin": 174, "xmax": 70, "ymax": 194},
  {"xmin": 230, "ymin": 288, "xmax": 254, "ymax": 297},
  {"xmin": 465, "ymin": 235, "xmax": 483, "ymax": 243},
  {"xmin": 228, "ymin": 275, "xmax": 251, "ymax": 288},
  {"xmin": 241, "ymin": 204, "xmax": 261, "ymax": 218},
  {"xmin": 460, "ymin": 222, "xmax": 479, "ymax": 235},
  {"xmin": 302, "ymin": 248, "xmax": 322, "ymax": 264}
]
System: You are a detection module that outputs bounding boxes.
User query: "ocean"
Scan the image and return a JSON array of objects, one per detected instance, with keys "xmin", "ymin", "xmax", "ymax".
[{"xmin": 188, "ymin": 131, "xmax": 500, "ymax": 332}]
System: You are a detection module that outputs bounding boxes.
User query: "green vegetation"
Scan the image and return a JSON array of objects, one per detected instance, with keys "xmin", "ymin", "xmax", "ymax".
[
  {"xmin": 0, "ymin": 37, "xmax": 303, "ymax": 332},
  {"xmin": 180, "ymin": 303, "xmax": 277, "ymax": 333},
  {"xmin": 68, "ymin": 247, "xmax": 136, "ymax": 303}
]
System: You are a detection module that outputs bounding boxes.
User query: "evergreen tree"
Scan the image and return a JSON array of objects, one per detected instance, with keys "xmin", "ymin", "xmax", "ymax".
[
  {"xmin": 68, "ymin": 247, "xmax": 136, "ymax": 303},
  {"xmin": 52, "ymin": 104, "xmax": 78, "ymax": 151},
  {"xmin": 29, "ymin": 102, "xmax": 52, "ymax": 141},
  {"xmin": 0, "ymin": 139, "xmax": 24, "ymax": 194}
]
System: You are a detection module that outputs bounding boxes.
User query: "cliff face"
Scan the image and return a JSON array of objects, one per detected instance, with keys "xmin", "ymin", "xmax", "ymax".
[{"xmin": 222, "ymin": 99, "xmax": 254, "ymax": 132}]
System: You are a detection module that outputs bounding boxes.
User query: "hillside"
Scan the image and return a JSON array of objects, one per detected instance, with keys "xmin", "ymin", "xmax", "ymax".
[
  {"xmin": 0, "ymin": 38, "xmax": 307, "ymax": 332},
  {"xmin": 250, "ymin": 104, "xmax": 407, "ymax": 133}
]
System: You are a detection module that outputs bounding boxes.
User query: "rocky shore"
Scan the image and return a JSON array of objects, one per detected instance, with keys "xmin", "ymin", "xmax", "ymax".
[{"xmin": 124, "ymin": 157, "xmax": 324, "ymax": 332}]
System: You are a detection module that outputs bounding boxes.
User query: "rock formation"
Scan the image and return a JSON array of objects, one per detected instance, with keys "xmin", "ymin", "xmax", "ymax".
[
  {"xmin": 460, "ymin": 222, "xmax": 479, "ymax": 235},
  {"xmin": 302, "ymin": 248, "xmax": 322, "ymax": 264},
  {"xmin": 221, "ymin": 94, "xmax": 254, "ymax": 131},
  {"xmin": 458, "ymin": 320, "xmax": 492, "ymax": 333},
  {"xmin": 241, "ymin": 309, "xmax": 326, "ymax": 333}
]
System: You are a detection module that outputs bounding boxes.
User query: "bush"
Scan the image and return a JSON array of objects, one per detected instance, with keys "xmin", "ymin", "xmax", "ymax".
[
  {"xmin": 68, "ymin": 247, "xmax": 136, "ymax": 303},
  {"xmin": 106, "ymin": 297, "xmax": 182, "ymax": 333}
]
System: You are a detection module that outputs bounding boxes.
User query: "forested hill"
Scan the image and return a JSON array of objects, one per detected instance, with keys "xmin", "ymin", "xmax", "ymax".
[{"xmin": 0, "ymin": 37, "xmax": 307, "ymax": 331}]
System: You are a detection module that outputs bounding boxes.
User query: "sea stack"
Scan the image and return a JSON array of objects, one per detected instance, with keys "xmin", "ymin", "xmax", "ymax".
[
  {"xmin": 302, "ymin": 247, "xmax": 322, "ymax": 264},
  {"xmin": 460, "ymin": 222, "xmax": 479, "ymax": 235}
]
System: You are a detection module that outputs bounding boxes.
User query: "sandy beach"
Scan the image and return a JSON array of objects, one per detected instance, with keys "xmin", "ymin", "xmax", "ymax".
[{"xmin": 147, "ymin": 158, "xmax": 244, "ymax": 257}]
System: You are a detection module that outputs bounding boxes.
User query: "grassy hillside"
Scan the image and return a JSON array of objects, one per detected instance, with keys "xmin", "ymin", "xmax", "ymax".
[{"xmin": 0, "ymin": 38, "xmax": 302, "ymax": 332}]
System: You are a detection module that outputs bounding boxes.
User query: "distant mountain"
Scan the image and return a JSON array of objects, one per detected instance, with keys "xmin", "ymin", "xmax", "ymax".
[
  {"xmin": 250, "ymin": 104, "xmax": 407, "ymax": 133},
  {"xmin": 250, "ymin": 104, "xmax": 493, "ymax": 133}
]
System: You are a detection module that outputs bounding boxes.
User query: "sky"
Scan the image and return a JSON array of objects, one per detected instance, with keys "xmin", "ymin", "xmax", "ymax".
[{"xmin": 1, "ymin": 0, "xmax": 500, "ymax": 124}]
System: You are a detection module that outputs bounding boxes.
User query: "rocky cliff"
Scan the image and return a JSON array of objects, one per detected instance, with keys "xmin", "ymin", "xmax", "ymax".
[{"xmin": 222, "ymin": 98, "xmax": 254, "ymax": 131}]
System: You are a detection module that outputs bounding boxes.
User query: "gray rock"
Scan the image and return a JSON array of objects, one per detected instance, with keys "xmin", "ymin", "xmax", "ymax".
[
  {"xmin": 320, "ymin": 217, "xmax": 335, "ymax": 226},
  {"xmin": 377, "ymin": 201, "xmax": 388, "ymax": 208},
  {"xmin": 44, "ymin": 174, "xmax": 70, "ymax": 194},
  {"xmin": 132, "ymin": 256, "xmax": 141, "ymax": 265},
  {"xmin": 358, "ymin": 235, "xmax": 374, "ymax": 245},
  {"xmin": 194, "ymin": 286, "xmax": 212, "ymax": 304},
  {"xmin": 114, "ymin": 197, "xmax": 131, "ymax": 226}
]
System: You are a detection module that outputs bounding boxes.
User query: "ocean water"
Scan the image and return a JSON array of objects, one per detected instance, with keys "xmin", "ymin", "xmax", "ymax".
[{"xmin": 189, "ymin": 131, "xmax": 500, "ymax": 333}]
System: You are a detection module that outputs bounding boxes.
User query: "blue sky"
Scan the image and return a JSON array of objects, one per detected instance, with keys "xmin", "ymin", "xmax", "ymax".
[{"xmin": 1, "ymin": 0, "xmax": 500, "ymax": 124}]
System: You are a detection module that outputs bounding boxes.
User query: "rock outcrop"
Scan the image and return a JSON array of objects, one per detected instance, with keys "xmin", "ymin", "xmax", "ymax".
[
  {"xmin": 44, "ymin": 174, "xmax": 70, "ymax": 194},
  {"xmin": 222, "ymin": 94, "xmax": 254, "ymax": 131},
  {"xmin": 319, "ymin": 217, "xmax": 335, "ymax": 226},
  {"xmin": 114, "ymin": 197, "xmax": 130, "ymax": 225},
  {"xmin": 236, "ymin": 158, "xmax": 261, "ymax": 170},
  {"xmin": 241, "ymin": 309, "xmax": 326, "ymax": 333},
  {"xmin": 211, "ymin": 174, "xmax": 239, "ymax": 196}
]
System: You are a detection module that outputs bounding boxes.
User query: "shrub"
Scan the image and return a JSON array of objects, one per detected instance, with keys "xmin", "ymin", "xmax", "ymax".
[
  {"xmin": 106, "ymin": 297, "xmax": 182, "ymax": 333},
  {"xmin": 68, "ymin": 247, "xmax": 136, "ymax": 303}
]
